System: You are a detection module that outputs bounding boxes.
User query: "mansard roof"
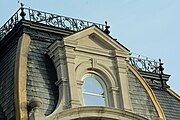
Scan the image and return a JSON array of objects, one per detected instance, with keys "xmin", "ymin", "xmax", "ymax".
[
  {"xmin": 153, "ymin": 88, "xmax": 180, "ymax": 120},
  {"xmin": 0, "ymin": 107, "xmax": 6, "ymax": 120},
  {"xmin": 130, "ymin": 56, "xmax": 180, "ymax": 120},
  {"xmin": 0, "ymin": 6, "xmax": 179, "ymax": 120}
]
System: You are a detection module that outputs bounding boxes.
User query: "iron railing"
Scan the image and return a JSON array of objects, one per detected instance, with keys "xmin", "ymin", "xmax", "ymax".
[
  {"xmin": 129, "ymin": 55, "xmax": 162, "ymax": 74},
  {"xmin": 0, "ymin": 8, "xmax": 21, "ymax": 41},
  {"xmin": 1, "ymin": 6, "xmax": 165, "ymax": 75},
  {"xmin": 0, "ymin": 7, "xmax": 106, "ymax": 41}
]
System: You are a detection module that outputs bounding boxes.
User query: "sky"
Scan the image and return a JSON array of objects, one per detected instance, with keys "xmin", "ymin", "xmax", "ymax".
[{"xmin": 0, "ymin": 0, "xmax": 179, "ymax": 94}]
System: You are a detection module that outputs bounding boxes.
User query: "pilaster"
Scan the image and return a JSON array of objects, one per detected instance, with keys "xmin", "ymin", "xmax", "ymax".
[
  {"xmin": 109, "ymin": 87, "xmax": 121, "ymax": 109},
  {"xmin": 48, "ymin": 40, "xmax": 70, "ymax": 110},
  {"xmin": 114, "ymin": 54, "xmax": 132, "ymax": 112},
  {"xmin": 48, "ymin": 40, "xmax": 81, "ymax": 111},
  {"xmin": 64, "ymin": 41, "xmax": 82, "ymax": 108}
]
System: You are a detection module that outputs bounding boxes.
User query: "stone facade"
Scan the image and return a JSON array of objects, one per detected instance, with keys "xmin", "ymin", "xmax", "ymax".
[{"xmin": 48, "ymin": 26, "xmax": 131, "ymax": 112}]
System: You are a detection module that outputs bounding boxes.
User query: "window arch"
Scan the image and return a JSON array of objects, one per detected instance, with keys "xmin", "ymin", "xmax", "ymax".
[{"xmin": 82, "ymin": 74, "xmax": 108, "ymax": 106}]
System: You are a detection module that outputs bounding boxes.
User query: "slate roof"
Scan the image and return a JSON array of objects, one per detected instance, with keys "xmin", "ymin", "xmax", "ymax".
[
  {"xmin": 27, "ymin": 37, "xmax": 59, "ymax": 116},
  {"xmin": 0, "ymin": 7, "xmax": 179, "ymax": 120},
  {"xmin": 140, "ymin": 71, "xmax": 180, "ymax": 120},
  {"xmin": 0, "ymin": 38, "xmax": 18, "ymax": 120},
  {"xmin": 128, "ymin": 70, "xmax": 159, "ymax": 120},
  {"xmin": 0, "ymin": 106, "xmax": 6, "ymax": 120},
  {"xmin": 152, "ymin": 88, "xmax": 180, "ymax": 120}
]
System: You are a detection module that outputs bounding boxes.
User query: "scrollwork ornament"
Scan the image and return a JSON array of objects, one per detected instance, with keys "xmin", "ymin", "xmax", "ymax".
[
  {"xmin": 130, "ymin": 56, "xmax": 160, "ymax": 73},
  {"xmin": 0, "ymin": 7, "xmax": 106, "ymax": 41}
]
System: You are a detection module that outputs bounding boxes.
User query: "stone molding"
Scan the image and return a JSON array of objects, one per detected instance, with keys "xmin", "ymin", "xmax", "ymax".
[
  {"xmin": 14, "ymin": 33, "xmax": 31, "ymax": 120},
  {"xmin": 47, "ymin": 106, "xmax": 148, "ymax": 120},
  {"xmin": 75, "ymin": 59, "xmax": 119, "ymax": 108}
]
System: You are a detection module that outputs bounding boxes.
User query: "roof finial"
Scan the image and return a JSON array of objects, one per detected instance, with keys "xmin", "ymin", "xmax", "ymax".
[
  {"xmin": 17, "ymin": 0, "xmax": 24, "ymax": 7},
  {"xmin": 104, "ymin": 21, "xmax": 110, "ymax": 35},
  {"xmin": 20, "ymin": 2, "xmax": 24, "ymax": 7},
  {"xmin": 159, "ymin": 59, "xmax": 164, "ymax": 88},
  {"xmin": 20, "ymin": 2, "xmax": 26, "ymax": 20},
  {"xmin": 159, "ymin": 59, "xmax": 164, "ymax": 74}
]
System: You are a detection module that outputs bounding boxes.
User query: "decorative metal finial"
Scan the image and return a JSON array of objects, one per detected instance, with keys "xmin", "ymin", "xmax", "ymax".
[
  {"xmin": 159, "ymin": 59, "xmax": 164, "ymax": 88},
  {"xmin": 104, "ymin": 21, "xmax": 110, "ymax": 35},
  {"xmin": 20, "ymin": 2, "xmax": 23, "ymax": 7},
  {"xmin": 20, "ymin": 2, "xmax": 26, "ymax": 20},
  {"xmin": 159, "ymin": 59, "xmax": 164, "ymax": 74}
]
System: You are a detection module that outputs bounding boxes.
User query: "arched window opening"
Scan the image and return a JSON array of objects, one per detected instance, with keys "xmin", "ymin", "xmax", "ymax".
[{"xmin": 82, "ymin": 74, "xmax": 108, "ymax": 106}]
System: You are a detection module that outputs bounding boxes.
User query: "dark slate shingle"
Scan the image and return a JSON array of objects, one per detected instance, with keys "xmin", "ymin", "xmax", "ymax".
[
  {"xmin": 0, "ymin": 106, "xmax": 6, "ymax": 120},
  {"xmin": 27, "ymin": 39, "xmax": 59, "ymax": 116},
  {"xmin": 128, "ymin": 70, "xmax": 159, "ymax": 120},
  {"xmin": 152, "ymin": 88, "xmax": 180, "ymax": 120},
  {"xmin": 0, "ymin": 41, "xmax": 17, "ymax": 120}
]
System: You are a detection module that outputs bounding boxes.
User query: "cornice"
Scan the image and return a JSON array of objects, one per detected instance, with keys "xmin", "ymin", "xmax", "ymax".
[
  {"xmin": 46, "ymin": 106, "xmax": 148, "ymax": 120},
  {"xmin": 21, "ymin": 20, "xmax": 74, "ymax": 36}
]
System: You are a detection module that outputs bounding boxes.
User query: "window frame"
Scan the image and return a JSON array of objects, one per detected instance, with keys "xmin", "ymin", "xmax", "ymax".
[{"xmin": 82, "ymin": 73, "xmax": 109, "ymax": 106}]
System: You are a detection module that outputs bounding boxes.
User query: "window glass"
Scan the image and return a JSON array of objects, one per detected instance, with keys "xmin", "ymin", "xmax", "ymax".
[
  {"xmin": 83, "ymin": 94, "xmax": 105, "ymax": 106},
  {"xmin": 82, "ymin": 74, "xmax": 107, "ymax": 106}
]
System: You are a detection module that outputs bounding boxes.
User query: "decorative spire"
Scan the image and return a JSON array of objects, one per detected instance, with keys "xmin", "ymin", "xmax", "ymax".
[
  {"xmin": 20, "ymin": 3, "xmax": 26, "ymax": 20},
  {"xmin": 104, "ymin": 21, "xmax": 110, "ymax": 35}
]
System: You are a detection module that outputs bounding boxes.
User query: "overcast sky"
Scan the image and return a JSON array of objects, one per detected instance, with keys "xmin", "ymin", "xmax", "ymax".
[{"xmin": 0, "ymin": 0, "xmax": 179, "ymax": 94}]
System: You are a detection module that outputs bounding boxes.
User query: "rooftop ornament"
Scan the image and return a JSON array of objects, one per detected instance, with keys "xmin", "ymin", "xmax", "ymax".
[
  {"xmin": 104, "ymin": 21, "xmax": 110, "ymax": 35},
  {"xmin": 0, "ymin": 7, "xmax": 106, "ymax": 41},
  {"xmin": 158, "ymin": 59, "xmax": 165, "ymax": 88},
  {"xmin": 130, "ymin": 55, "xmax": 166, "ymax": 88},
  {"xmin": 20, "ymin": 3, "xmax": 26, "ymax": 20},
  {"xmin": 129, "ymin": 54, "xmax": 162, "ymax": 74}
]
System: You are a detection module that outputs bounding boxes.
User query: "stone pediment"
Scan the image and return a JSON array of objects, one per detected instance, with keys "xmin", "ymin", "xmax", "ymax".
[{"xmin": 64, "ymin": 25, "xmax": 129, "ymax": 53}]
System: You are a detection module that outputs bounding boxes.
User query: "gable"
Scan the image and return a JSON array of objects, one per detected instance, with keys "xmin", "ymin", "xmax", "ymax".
[
  {"xmin": 76, "ymin": 34, "xmax": 114, "ymax": 50},
  {"xmin": 64, "ymin": 25, "xmax": 129, "ymax": 53}
]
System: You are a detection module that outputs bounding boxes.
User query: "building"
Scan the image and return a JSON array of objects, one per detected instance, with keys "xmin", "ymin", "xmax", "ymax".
[{"xmin": 0, "ymin": 5, "xmax": 179, "ymax": 120}]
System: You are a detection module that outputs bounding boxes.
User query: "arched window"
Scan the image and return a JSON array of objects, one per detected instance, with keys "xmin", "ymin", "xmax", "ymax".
[{"xmin": 82, "ymin": 74, "xmax": 108, "ymax": 106}]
